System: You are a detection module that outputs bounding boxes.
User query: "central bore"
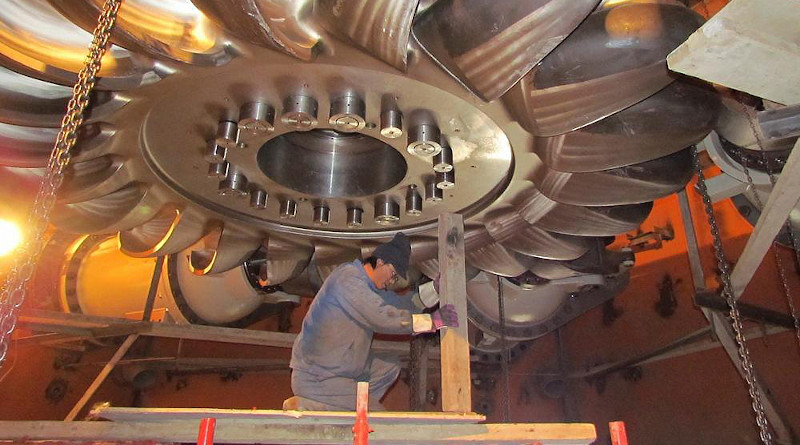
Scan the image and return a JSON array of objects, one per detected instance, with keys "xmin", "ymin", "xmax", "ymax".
[{"xmin": 257, "ymin": 130, "xmax": 408, "ymax": 198}]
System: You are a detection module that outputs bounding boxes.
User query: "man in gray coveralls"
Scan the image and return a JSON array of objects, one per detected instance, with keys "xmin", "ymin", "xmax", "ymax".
[{"xmin": 288, "ymin": 232, "xmax": 459, "ymax": 410}]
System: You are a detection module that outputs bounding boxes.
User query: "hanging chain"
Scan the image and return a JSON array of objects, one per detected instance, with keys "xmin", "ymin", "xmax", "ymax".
[
  {"xmin": 736, "ymin": 100, "xmax": 800, "ymax": 348},
  {"xmin": 0, "ymin": 0, "xmax": 122, "ymax": 366},
  {"xmin": 692, "ymin": 146, "xmax": 773, "ymax": 444},
  {"xmin": 496, "ymin": 275, "xmax": 511, "ymax": 422}
]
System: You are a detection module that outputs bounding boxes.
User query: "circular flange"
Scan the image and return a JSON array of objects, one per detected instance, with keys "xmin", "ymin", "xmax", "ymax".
[{"xmin": 141, "ymin": 60, "xmax": 513, "ymax": 238}]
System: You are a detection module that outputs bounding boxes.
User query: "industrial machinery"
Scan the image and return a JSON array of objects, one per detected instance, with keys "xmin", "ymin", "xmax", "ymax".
[{"xmin": 0, "ymin": 0, "xmax": 729, "ymax": 345}]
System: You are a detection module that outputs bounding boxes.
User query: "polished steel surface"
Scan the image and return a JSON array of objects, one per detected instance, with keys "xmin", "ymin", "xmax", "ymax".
[
  {"xmin": 432, "ymin": 144, "xmax": 454, "ymax": 173},
  {"xmin": 503, "ymin": 2, "xmax": 705, "ymax": 136},
  {"xmin": 250, "ymin": 189, "xmax": 267, "ymax": 209},
  {"xmin": 405, "ymin": 185, "xmax": 423, "ymax": 216},
  {"xmin": 315, "ymin": 0, "xmax": 418, "ymax": 71},
  {"xmin": 515, "ymin": 187, "xmax": 652, "ymax": 236},
  {"xmin": 47, "ymin": 0, "xmax": 231, "ymax": 65},
  {"xmin": 0, "ymin": 0, "xmax": 725, "ymax": 337},
  {"xmin": 0, "ymin": 0, "xmax": 156, "ymax": 88},
  {"xmin": 413, "ymin": 0, "xmax": 599, "ymax": 101},
  {"xmin": 190, "ymin": 0, "xmax": 319, "ymax": 61},
  {"xmin": 258, "ymin": 130, "xmax": 407, "ymax": 198},
  {"xmin": 239, "ymin": 102, "xmax": 275, "ymax": 134},
  {"xmin": 531, "ymin": 149, "xmax": 694, "ymax": 206},
  {"xmin": 534, "ymin": 81, "xmax": 720, "ymax": 172},
  {"xmin": 0, "ymin": 67, "xmax": 126, "ymax": 127}
]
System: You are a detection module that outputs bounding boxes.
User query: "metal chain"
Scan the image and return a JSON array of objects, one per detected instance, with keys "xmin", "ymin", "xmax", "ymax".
[
  {"xmin": 736, "ymin": 100, "xmax": 800, "ymax": 348},
  {"xmin": 0, "ymin": 0, "xmax": 122, "ymax": 366},
  {"xmin": 496, "ymin": 275, "xmax": 511, "ymax": 422},
  {"xmin": 692, "ymin": 146, "xmax": 773, "ymax": 444}
]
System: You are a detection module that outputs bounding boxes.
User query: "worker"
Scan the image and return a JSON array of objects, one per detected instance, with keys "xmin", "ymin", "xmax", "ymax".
[{"xmin": 288, "ymin": 232, "xmax": 459, "ymax": 410}]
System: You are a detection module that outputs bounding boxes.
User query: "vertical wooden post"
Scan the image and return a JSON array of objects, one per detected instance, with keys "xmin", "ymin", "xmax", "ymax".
[{"xmin": 438, "ymin": 213, "xmax": 471, "ymax": 412}]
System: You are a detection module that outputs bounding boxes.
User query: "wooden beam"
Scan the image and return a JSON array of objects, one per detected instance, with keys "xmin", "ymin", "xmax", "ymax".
[
  {"xmin": 706, "ymin": 312, "xmax": 794, "ymax": 441},
  {"xmin": 0, "ymin": 421, "xmax": 597, "ymax": 445},
  {"xmin": 678, "ymin": 188, "xmax": 795, "ymax": 442},
  {"xmin": 730, "ymin": 138, "xmax": 800, "ymax": 298},
  {"xmin": 438, "ymin": 213, "xmax": 471, "ymax": 413},
  {"xmin": 19, "ymin": 310, "xmax": 422, "ymax": 355},
  {"xmin": 667, "ymin": 0, "xmax": 800, "ymax": 105},
  {"xmin": 64, "ymin": 334, "xmax": 139, "ymax": 421},
  {"xmin": 758, "ymin": 104, "xmax": 800, "ymax": 141},
  {"xmin": 93, "ymin": 406, "xmax": 484, "ymax": 425}
]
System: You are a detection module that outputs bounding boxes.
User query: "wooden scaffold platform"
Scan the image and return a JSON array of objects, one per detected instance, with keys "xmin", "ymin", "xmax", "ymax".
[{"xmin": 0, "ymin": 214, "xmax": 600, "ymax": 445}]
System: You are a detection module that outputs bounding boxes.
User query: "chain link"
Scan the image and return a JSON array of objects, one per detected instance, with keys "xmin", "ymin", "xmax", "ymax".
[
  {"xmin": 0, "ymin": 0, "xmax": 122, "ymax": 366},
  {"xmin": 692, "ymin": 146, "xmax": 773, "ymax": 444},
  {"xmin": 496, "ymin": 275, "xmax": 511, "ymax": 422},
  {"xmin": 735, "ymin": 100, "xmax": 800, "ymax": 349}
]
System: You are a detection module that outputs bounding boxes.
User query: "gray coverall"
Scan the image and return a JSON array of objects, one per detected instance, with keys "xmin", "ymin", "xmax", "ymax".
[{"xmin": 290, "ymin": 260, "xmax": 424, "ymax": 410}]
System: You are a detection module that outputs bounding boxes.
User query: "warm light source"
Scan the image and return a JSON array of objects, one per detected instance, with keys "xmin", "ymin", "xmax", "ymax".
[{"xmin": 0, "ymin": 219, "xmax": 23, "ymax": 256}]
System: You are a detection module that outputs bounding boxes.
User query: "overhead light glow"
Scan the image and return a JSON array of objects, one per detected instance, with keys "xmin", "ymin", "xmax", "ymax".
[{"xmin": 0, "ymin": 219, "xmax": 23, "ymax": 256}]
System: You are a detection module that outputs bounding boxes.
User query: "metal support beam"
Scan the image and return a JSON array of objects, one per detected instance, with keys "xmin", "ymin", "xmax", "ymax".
[
  {"xmin": 678, "ymin": 185, "xmax": 794, "ymax": 443},
  {"xmin": 142, "ymin": 255, "xmax": 165, "ymax": 321},
  {"xmin": 64, "ymin": 334, "xmax": 139, "ymax": 421},
  {"xmin": 731, "ymin": 138, "xmax": 800, "ymax": 298}
]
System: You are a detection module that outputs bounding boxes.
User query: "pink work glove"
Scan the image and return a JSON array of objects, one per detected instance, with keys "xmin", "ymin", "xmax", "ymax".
[{"xmin": 432, "ymin": 304, "xmax": 459, "ymax": 330}]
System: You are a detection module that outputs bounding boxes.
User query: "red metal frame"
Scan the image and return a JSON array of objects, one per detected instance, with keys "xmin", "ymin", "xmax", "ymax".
[
  {"xmin": 353, "ymin": 382, "xmax": 373, "ymax": 445},
  {"xmin": 609, "ymin": 421, "xmax": 629, "ymax": 445},
  {"xmin": 197, "ymin": 417, "xmax": 216, "ymax": 445}
]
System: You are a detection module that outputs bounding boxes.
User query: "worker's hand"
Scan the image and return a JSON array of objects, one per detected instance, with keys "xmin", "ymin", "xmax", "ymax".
[{"xmin": 432, "ymin": 304, "xmax": 459, "ymax": 330}]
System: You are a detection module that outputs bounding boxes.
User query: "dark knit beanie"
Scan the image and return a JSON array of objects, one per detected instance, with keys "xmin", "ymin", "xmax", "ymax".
[{"xmin": 372, "ymin": 233, "xmax": 411, "ymax": 278}]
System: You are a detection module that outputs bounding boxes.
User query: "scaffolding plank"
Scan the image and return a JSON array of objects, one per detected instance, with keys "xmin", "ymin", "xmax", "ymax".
[
  {"xmin": 19, "ymin": 310, "xmax": 416, "ymax": 355},
  {"xmin": 92, "ymin": 406, "xmax": 485, "ymax": 425},
  {"xmin": 0, "ymin": 421, "xmax": 596, "ymax": 445},
  {"xmin": 438, "ymin": 213, "xmax": 472, "ymax": 413}
]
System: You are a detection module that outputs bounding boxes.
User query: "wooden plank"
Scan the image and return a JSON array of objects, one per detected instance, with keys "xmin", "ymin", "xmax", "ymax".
[
  {"xmin": 730, "ymin": 138, "xmax": 800, "ymax": 298},
  {"xmin": 0, "ymin": 421, "xmax": 597, "ymax": 445},
  {"xmin": 19, "ymin": 310, "xmax": 418, "ymax": 355},
  {"xmin": 64, "ymin": 334, "xmax": 139, "ymax": 421},
  {"xmin": 706, "ymin": 312, "xmax": 793, "ymax": 441},
  {"xmin": 438, "ymin": 213, "xmax": 471, "ymax": 413},
  {"xmin": 758, "ymin": 104, "xmax": 800, "ymax": 140},
  {"xmin": 679, "ymin": 185, "xmax": 793, "ymax": 442},
  {"xmin": 667, "ymin": 0, "xmax": 800, "ymax": 105},
  {"xmin": 92, "ymin": 406, "xmax": 485, "ymax": 425}
]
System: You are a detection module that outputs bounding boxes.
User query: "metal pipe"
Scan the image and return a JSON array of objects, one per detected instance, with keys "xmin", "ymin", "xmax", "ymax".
[
  {"xmin": 425, "ymin": 180, "xmax": 443, "ymax": 202},
  {"xmin": 374, "ymin": 197, "xmax": 400, "ymax": 225},
  {"xmin": 207, "ymin": 161, "xmax": 228, "ymax": 180},
  {"xmin": 347, "ymin": 207, "xmax": 364, "ymax": 228},
  {"xmin": 329, "ymin": 95, "xmax": 366, "ymax": 132},
  {"xmin": 281, "ymin": 95, "xmax": 318, "ymax": 130},
  {"xmin": 406, "ymin": 185, "xmax": 423, "ymax": 216},
  {"xmin": 250, "ymin": 189, "xmax": 267, "ymax": 209},
  {"xmin": 218, "ymin": 167, "xmax": 248, "ymax": 197},
  {"xmin": 313, "ymin": 205, "xmax": 331, "ymax": 226},
  {"xmin": 204, "ymin": 141, "xmax": 227, "ymax": 163},
  {"xmin": 380, "ymin": 109, "xmax": 403, "ymax": 139},
  {"xmin": 436, "ymin": 170, "xmax": 455, "ymax": 189},
  {"xmin": 432, "ymin": 144, "xmax": 454, "ymax": 172},
  {"xmin": 279, "ymin": 199, "xmax": 297, "ymax": 219},
  {"xmin": 407, "ymin": 124, "xmax": 442, "ymax": 156},
  {"xmin": 215, "ymin": 121, "xmax": 238, "ymax": 149},
  {"xmin": 238, "ymin": 102, "xmax": 274, "ymax": 134}
]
